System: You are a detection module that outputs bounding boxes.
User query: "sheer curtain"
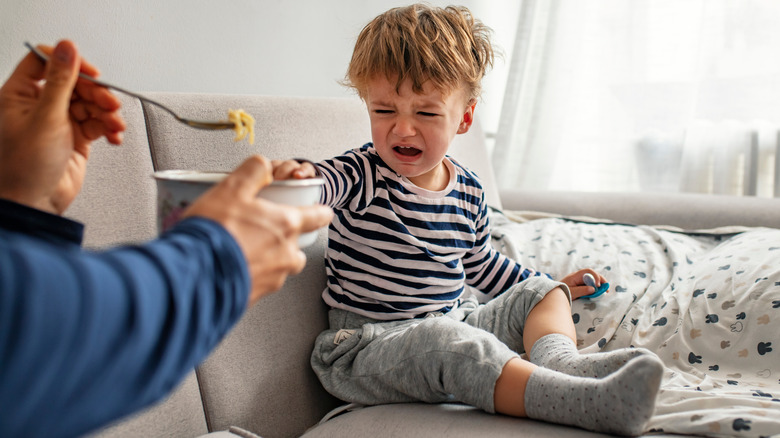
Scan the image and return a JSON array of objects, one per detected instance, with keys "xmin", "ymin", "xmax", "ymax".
[{"xmin": 493, "ymin": 0, "xmax": 780, "ymax": 197}]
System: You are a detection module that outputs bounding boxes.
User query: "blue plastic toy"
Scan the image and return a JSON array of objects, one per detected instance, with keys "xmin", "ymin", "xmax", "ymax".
[{"xmin": 582, "ymin": 273, "xmax": 609, "ymax": 299}]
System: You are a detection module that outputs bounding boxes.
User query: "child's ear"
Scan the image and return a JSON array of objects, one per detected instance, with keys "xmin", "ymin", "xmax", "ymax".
[{"xmin": 457, "ymin": 100, "xmax": 477, "ymax": 134}]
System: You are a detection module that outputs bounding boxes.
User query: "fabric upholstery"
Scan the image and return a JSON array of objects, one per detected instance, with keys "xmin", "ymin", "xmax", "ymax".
[
  {"xmin": 65, "ymin": 94, "xmax": 157, "ymax": 249},
  {"xmin": 196, "ymin": 426, "xmax": 262, "ymax": 438},
  {"xmin": 499, "ymin": 188, "xmax": 780, "ymax": 230},
  {"xmin": 301, "ymin": 404, "xmax": 684, "ymax": 438},
  {"xmin": 143, "ymin": 93, "xmax": 371, "ymax": 172},
  {"xmin": 194, "ymin": 233, "xmax": 339, "ymax": 437},
  {"xmin": 87, "ymin": 372, "xmax": 208, "ymax": 438},
  {"xmin": 300, "ymin": 403, "xmax": 621, "ymax": 438}
]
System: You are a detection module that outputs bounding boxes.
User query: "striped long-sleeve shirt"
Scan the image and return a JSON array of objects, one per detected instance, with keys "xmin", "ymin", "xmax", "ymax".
[{"xmin": 315, "ymin": 143, "xmax": 545, "ymax": 320}]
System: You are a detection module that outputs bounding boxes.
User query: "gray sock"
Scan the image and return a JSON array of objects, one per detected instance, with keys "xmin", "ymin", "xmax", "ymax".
[
  {"xmin": 524, "ymin": 354, "xmax": 663, "ymax": 436},
  {"xmin": 529, "ymin": 333, "xmax": 654, "ymax": 378}
]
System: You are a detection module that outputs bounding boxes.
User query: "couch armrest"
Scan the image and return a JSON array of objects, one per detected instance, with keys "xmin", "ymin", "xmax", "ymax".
[{"xmin": 499, "ymin": 189, "xmax": 780, "ymax": 230}]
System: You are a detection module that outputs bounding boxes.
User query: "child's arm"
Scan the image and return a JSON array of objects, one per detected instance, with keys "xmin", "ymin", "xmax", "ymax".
[{"xmin": 271, "ymin": 159, "xmax": 318, "ymax": 180}]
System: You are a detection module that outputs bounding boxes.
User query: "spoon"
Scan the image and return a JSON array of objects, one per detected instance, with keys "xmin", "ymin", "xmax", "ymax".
[{"xmin": 24, "ymin": 42, "xmax": 235, "ymax": 131}]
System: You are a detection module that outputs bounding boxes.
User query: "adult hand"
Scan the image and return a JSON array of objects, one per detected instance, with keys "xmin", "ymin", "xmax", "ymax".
[
  {"xmin": 559, "ymin": 269, "xmax": 608, "ymax": 300},
  {"xmin": 184, "ymin": 155, "xmax": 334, "ymax": 305},
  {"xmin": 0, "ymin": 40, "xmax": 126, "ymax": 215}
]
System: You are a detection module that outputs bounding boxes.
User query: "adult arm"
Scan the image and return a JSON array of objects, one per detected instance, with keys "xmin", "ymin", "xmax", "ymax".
[
  {"xmin": 0, "ymin": 39, "xmax": 332, "ymax": 438},
  {"xmin": 0, "ymin": 202, "xmax": 249, "ymax": 438}
]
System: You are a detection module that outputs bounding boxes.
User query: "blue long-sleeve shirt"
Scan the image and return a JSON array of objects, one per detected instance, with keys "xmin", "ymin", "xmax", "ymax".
[{"xmin": 0, "ymin": 199, "xmax": 250, "ymax": 438}]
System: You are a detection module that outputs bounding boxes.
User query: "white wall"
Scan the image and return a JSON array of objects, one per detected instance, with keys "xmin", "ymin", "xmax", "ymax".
[{"xmin": 0, "ymin": 0, "xmax": 519, "ymax": 135}]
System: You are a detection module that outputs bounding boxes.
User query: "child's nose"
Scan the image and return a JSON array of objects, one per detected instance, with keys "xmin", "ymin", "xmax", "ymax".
[{"xmin": 392, "ymin": 116, "xmax": 416, "ymax": 137}]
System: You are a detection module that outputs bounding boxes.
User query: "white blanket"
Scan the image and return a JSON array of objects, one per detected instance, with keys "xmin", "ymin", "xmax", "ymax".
[{"xmin": 489, "ymin": 210, "xmax": 780, "ymax": 437}]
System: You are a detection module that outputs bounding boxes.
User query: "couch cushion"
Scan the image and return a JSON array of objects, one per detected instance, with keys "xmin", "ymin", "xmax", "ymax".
[
  {"xmin": 194, "ymin": 233, "xmax": 340, "ymax": 438},
  {"xmin": 301, "ymin": 403, "xmax": 616, "ymax": 437},
  {"xmin": 65, "ymin": 94, "xmax": 157, "ymax": 249},
  {"xmin": 143, "ymin": 93, "xmax": 371, "ymax": 171},
  {"xmin": 196, "ymin": 425, "xmax": 261, "ymax": 438},
  {"xmin": 86, "ymin": 371, "xmax": 208, "ymax": 438}
]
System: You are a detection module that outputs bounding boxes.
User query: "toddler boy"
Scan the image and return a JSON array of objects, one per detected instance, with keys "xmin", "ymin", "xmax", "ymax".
[{"xmin": 273, "ymin": 4, "xmax": 662, "ymax": 435}]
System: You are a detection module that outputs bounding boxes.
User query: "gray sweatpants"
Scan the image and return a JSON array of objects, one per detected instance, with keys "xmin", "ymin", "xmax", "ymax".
[{"xmin": 310, "ymin": 276, "xmax": 569, "ymax": 413}]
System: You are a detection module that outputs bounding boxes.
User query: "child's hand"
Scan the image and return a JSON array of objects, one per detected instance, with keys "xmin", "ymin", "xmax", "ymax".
[
  {"xmin": 560, "ymin": 269, "xmax": 609, "ymax": 300},
  {"xmin": 271, "ymin": 159, "xmax": 317, "ymax": 180}
]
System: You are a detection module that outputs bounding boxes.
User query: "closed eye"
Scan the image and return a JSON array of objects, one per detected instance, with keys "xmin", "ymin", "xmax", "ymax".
[
  {"xmin": 374, "ymin": 109, "xmax": 394, "ymax": 114},
  {"xmin": 418, "ymin": 112, "xmax": 438, "ymax": 117}
]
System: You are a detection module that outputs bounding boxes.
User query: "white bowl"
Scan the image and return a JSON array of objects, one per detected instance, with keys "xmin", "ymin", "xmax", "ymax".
[{"xmin": 153, "ymin": 170, "xmax": 325, "ymax": 247}]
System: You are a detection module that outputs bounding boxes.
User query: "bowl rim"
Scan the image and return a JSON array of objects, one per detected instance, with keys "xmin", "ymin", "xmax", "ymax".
[{"xmin": 152, "ymin": 170, "xmax": 324, "ymax": 186}]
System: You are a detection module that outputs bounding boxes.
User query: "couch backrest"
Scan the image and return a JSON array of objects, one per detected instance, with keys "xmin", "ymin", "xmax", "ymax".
[
  {"xmin": 65, "ymin": 95, "xmax": 158, "ymax": 249},
  {"xmin": 143, "ymin": 93, "xmax": 501, "ymax": 208},
  {"xmin": 449, "ymin": 115, "xmax": 502, "ymax": 209}
]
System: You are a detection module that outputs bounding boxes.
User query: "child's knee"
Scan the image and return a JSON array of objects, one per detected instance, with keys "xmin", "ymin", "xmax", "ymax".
[
  {"xmin": 413, "ymin": 317, "xmax": 497, "ymax": 354},
  {"xmin": 500, "ymin": 278, "xmax": 570, "ymax": 320},
  {"xmin": 540, "ymin": 286, "xmax": 571, "ymax": 306}
]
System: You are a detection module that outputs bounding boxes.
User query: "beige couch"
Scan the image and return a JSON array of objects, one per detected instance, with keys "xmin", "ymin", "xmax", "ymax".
[{"xmin": 72, "ymin": 93, "xmax": 780, "ymax": 438}]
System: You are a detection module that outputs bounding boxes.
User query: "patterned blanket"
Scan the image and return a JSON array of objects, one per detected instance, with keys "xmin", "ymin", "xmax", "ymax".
[{"xmin": 489, "ymin": 210, "xmax": 780, "ymax": 437}]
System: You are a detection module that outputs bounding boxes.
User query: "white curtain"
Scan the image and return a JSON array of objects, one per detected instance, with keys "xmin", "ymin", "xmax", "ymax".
[{"xmin": 493, "ymin": 0, "xmax": 780, "ymax": 197}]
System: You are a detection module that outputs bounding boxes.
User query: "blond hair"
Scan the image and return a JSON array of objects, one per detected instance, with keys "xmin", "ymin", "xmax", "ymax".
[{"xmin": 344, "ymin": 4, "xmax": 495, "ymax": 101}]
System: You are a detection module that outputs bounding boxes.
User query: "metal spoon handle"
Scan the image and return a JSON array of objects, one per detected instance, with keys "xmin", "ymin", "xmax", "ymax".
[{"xmin": 24, "ymin": 42, "xmax": 234, "ymax": 130}]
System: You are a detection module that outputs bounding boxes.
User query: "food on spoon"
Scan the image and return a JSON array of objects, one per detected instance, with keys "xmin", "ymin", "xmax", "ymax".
[{"xmin": 228, "ymin": 109, "xmax": 255, "ymax": 144}]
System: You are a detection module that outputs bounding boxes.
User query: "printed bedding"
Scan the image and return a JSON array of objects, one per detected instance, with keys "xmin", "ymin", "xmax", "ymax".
[{"xmin": 489, "ymin": 210, "xmax": 780, "ymax": 437}]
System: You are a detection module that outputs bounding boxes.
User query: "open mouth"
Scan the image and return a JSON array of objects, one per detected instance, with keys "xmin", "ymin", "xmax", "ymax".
[{"xmin": 393, "ymin": 145, "xmax": 422, "ymax": 157}]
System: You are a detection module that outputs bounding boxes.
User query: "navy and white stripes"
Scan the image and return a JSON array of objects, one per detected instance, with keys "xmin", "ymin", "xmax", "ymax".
[{"xmin": 316, "ymin": 144, "xmax": 542, "ymax": 320}]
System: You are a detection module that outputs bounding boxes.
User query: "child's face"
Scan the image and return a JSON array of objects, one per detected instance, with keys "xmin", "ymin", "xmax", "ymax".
[{"xmin": 364, "ymin": 76, "xmax": 475, "ymax": 191}]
